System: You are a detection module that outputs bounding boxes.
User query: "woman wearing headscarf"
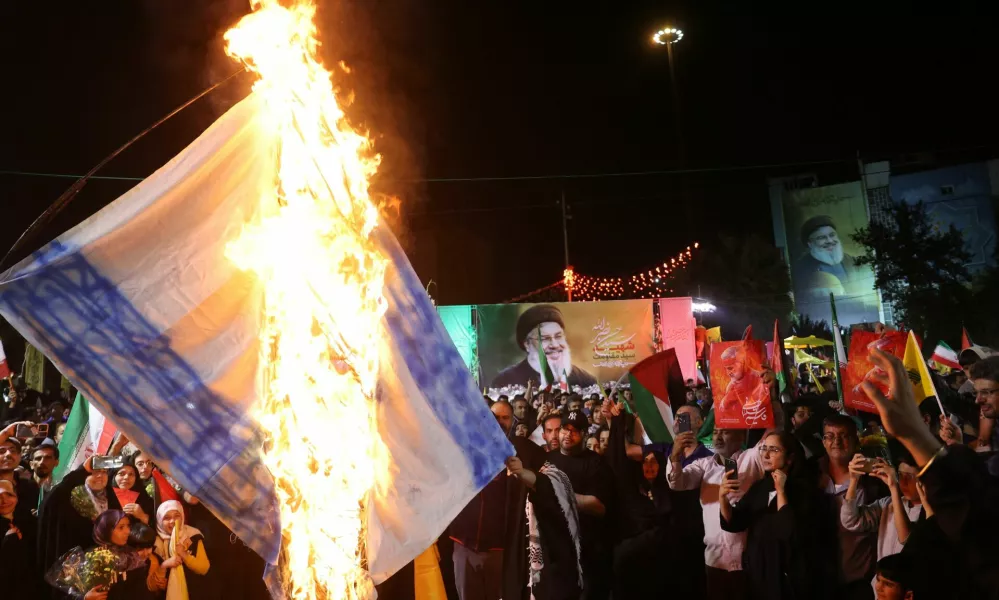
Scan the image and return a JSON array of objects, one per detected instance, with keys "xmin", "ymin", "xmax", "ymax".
[
  {"xmin": 153, "ymin": 499, "xmax": 211, "ymax": 600},
  {"xmin": 37, "ymin": 455, "xmax": 124, "ymax": 600},
  {"xmin": 719, "ymin": 431, "xmax": 833, "ymax": 600},
  {"xmin": 601, "ymin": 401, "xmax": 677, "ymax": 599},
  {"xmin": 46, "ymin": 509, "xmax": 156, "ymax": 600},
  {"xmin": 1, "ymin": 479, "xmax": 41, "ymax": 596},
  {"xmin": 108, "ymin": 455, "xmax": 154, "ymax": 526}
]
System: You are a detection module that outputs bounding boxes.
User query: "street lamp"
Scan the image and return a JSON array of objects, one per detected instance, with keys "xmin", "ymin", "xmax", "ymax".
[{"xmin": 652, "ymin": 27, "xmax": 684, "ymax": 45}]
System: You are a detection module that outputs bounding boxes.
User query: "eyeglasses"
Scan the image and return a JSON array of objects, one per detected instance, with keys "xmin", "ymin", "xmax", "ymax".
[
  {"xmin": 822, "ymin": 433, "xmax": 853, "ymax": 442},
  {"xmin": 760, "ymin": 446, "xmax": 784, "ymax": 455},
  {"xmin": 975, "ymin": 388, "xmax": 999, "ymax": 399}
]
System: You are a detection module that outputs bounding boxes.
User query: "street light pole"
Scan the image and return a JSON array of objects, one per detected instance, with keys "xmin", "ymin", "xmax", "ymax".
[{"xmin": 652, "ymin": 26, "xmax": 693, "ymax": 232}]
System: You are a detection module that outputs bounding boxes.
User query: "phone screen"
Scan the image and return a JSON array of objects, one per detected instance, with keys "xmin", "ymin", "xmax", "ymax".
[
  {"xmin": 14, "ymin": 423, "xmax": 35, "ymax": 438},
  {"xmin": 676, "ymin": 413, "xmax": 691, "ymax": 434}
]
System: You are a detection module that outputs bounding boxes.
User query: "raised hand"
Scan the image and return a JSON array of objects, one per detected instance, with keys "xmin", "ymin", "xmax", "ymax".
[
  {"xmin": 718, "ymin": 472, "xmax": 740, "ymax": 499},
  {"xmin": 771, "ymin": 469, "xmax": 787, "ymax": 493},
  {"xmin": 847, "ymin": 453, "xmax": 869, "ymax": 481},
  {"xmin": 860, "ymin": 348, "xmax": 941, "ymax": 465}
]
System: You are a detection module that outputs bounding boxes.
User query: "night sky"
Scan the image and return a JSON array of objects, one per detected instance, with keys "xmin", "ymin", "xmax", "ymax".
[{"xmin": 3, "ymin": 1, "xmax": 998, "ymax": 304}]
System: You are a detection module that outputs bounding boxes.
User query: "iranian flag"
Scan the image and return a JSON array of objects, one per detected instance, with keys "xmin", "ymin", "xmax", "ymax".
[
  {"xmin": 53, "ymin": 392, "xmax": 117, "ymax": 483},
  {"xmin": 628, "ymin": 348, "xmax": 687, "ymax": 443},
  {"xmin": 0, "ymin": 339, "xmax": 9, "ymax": 379},
  {"xmin": 930, "ymin": 341, "xmax": 961, "ymax": 370}
]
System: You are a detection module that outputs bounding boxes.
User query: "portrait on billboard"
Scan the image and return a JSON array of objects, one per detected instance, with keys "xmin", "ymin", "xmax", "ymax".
[
  {"xmin": 477, "ymin": 300, "xmax": 654, "ymax": 390},
  {"xmin": 709, "ymin": 340, "xmax": 773, "ymax": 429},
  {"xmin": 783, "ymin": 182, "xmax": 881, "ymax": 326}
]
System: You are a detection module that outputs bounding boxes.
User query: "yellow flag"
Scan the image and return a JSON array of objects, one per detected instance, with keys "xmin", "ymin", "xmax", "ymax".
[
  {"xmin": 810, "ymin": 364, "xmax": 826, "ymax": 393},
  {"xmin": 706, "ymin": 327, "xmax": 722, "ymax": 344},
  {"xmin": 903, "ymin": 330, "xmax": 935, "ymax": 404}
]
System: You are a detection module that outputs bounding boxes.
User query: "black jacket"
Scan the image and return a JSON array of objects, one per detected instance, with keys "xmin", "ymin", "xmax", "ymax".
[
  {"xmin": 721, "ymin": 474, "xmax": 833, "ymax": 600},
  {"xmin": 903, "ymin": 445, "xmax": 999, "ymax": 599}
]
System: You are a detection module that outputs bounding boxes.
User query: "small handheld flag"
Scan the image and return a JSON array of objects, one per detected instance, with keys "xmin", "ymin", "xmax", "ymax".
[
  {"xmin": 537, "ymin": 325, "xmax": 555, "ymax": 387},
  {"xmin": 903, "ymin": 330, "xmax": 947, "ymax": 417},
  {"xmin": 930, "ymin": 341, "xmax": 961, "ymax": 371}
]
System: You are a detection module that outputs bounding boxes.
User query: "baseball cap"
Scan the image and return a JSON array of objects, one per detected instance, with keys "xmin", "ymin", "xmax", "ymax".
[
  {"xmin": 561, "ymin": 410, "xmax": 588, "ymax": 432},
  {"xmin": 0, "ymin": 480, "xmax": 16, "ymax": 497}
]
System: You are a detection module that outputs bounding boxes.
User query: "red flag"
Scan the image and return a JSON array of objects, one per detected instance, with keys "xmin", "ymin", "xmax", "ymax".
[
  {"xmin": 742, "ymin": 325, "xmax": 753, "ymax": 341},
  {"xmin": 151, "ymin": 469, "xmax": 183, "ymax": 510},
  {"xmin": 0, "ymin": 339, "xmax": 10, "ymax": 380},
  {"xmin": 962, "ymin": 327, "xmax": 974, "ymax": 351},
  {"xmin": 113, "ymin": 488, "xmax": 139, "ymax": 507}
]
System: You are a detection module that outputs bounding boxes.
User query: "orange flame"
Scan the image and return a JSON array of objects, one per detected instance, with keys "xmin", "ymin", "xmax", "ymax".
[{"xmin": 224, "ymin": 1, "xmax": 386, "ymax": 598}]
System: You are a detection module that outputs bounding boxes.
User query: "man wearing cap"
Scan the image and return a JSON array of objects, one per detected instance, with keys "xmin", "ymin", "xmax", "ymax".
[
  {"xmin": 792, "ymin": 215, "xmax": 866, "ymax": 294},
  {"xmin": 491, "ymin": 304, "xmax": 598, "ymax": 389},
  {"xmin": 544, "ymin": 409, "xmax": 613, "ymax": 599}
]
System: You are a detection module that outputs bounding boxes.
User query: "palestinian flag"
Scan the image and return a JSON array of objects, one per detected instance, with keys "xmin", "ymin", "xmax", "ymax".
[
  {"xmin": 628, "ymin": 348, "xmax": 687, "ymax": 443},
  {"xmin": 962, "ymin": 327, "xmax": 974, "ymax": 351},
  {"xmin": 930, "ymin": 341, "xmax": 961, "ymax": 370},
  {"xmin": 53, "ymin": 392, "xmax": 117, "ymax": 483}
]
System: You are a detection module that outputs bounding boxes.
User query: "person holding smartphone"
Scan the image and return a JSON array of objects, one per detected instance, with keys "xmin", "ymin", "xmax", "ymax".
[
  {"xmin": 667, "ymin": 420, "xmax": 769, "ymax": 600},
  {"xmin": 719, "ymin": 431, "xmax": 832, "ymax": 600}
]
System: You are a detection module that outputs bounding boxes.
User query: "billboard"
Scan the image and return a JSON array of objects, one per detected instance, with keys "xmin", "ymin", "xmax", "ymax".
[
  {"xmin": 782, "ymin": 181, "xmax": 881, "ymax": 327},
  {"xmin": 890, "ymin": 163, "xmax": 997, "ymax": 272},
  {"xmin": 476, "ymin": 300, "xmax": 654, "ymax": 390}
]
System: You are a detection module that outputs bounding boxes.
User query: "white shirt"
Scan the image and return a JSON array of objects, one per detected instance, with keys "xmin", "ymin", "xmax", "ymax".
[
  {"xmin": 840, "ymin": 494, "xmax": 923, "ymax": 561},
  {"xmin": 666, "ymin": 445, "xmax": 766, "ymax": 571}
]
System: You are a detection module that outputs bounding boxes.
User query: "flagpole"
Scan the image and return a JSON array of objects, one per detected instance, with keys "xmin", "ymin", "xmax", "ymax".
[{"xmin": 829, "ymin": 293, "xmax": 845, "ymax": 407}]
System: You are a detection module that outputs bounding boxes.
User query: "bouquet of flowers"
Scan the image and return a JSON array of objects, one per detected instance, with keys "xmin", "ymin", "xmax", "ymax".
[{"xmin": 45, "ymin": 545, "xmax": 148, "ymax": 596}]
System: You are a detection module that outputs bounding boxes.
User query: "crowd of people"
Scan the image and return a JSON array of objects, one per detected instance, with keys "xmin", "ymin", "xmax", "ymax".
[
  {"xmin": 2, "ymin": 340, "xmax": 999, "ymax": 600},
  {"xmin": 453, "ymin": 344, "xmax": 999, "ymax": 600},
  {"xmin": 0, "ymin": 385, "xmax": 272, "ymax": 600}
]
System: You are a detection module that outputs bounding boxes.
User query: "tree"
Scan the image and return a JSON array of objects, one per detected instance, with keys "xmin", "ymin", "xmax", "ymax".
[
  {"xmin": 789, "ymin": 312, "xmax": 833, "ymax": 340},
  {"xmin": 672, "ymin": 233, "xmax": 793, "ymax": 335},
  {"xmin": 851, "ymin": 201, "xmax": 972, "ymax": 344}
]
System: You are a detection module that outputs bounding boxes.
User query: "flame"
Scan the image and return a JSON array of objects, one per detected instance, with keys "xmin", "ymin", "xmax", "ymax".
[{"xmin": 224, "ymin": 1, "xmax": 386, "ymax": 598}]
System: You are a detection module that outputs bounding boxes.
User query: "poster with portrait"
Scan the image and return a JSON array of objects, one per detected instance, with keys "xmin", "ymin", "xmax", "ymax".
[
  {"xmin": 782, "ymin": 182, "xmax": 881, "ymax": 327},
  {"xmin": 843, "ymin": 330, "xmax": 907, "ymax": 413},
  {"xmin": 476, "ymin": 300, "xmax": 655, "ymax": 391},
  {"xmin": 709, "ymin": 340, "xmax": 774, "ymax": 429}
]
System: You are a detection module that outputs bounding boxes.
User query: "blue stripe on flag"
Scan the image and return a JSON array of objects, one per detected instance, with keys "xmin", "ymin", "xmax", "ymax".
[
  {"xmin": 0, "ymin": 240, "xmax": 280, "ymax": 562},
  {"xmin": 376, "ymin": 227, "xmax": 513, "ymax": 488}
]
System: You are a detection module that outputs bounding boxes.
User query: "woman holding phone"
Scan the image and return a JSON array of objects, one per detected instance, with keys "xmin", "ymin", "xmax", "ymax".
[{"xmin": 718, "ymin": 431, "xmax": 832, "ymax": 600}]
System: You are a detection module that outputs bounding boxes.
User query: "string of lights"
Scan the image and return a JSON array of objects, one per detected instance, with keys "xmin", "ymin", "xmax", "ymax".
[{"xmin": 549, "ymin": 242, "xmax": 700, "ymax": 302}]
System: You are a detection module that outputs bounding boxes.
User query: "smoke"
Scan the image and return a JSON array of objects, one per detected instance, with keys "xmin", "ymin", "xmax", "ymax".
[{"xmin": 138, "ymin": 0, "xmax": 428, "ymax": 249}]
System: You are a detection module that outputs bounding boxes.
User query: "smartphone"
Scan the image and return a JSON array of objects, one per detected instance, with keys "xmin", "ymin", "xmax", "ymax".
[
  {"xmin": 860, "ymin": 458, "xmax": 876, "ymax": 474},
  {"xmin": 14, "ymin": 423, "xmax": 36, "ymax": 438},
  {"xmin": 676, "ymin": 413, "xmax": 691, "ymax": 434},
  {"xmin": 92, "ymin": 455, "xmax": 126, "ymax": 470},
  {"xmin": 36, "ymin": 423, "xmax": 49, "ymax": 437},
  {"xmin": 724, "ymin": 457, "xmax": 738, "ymax": 480}
]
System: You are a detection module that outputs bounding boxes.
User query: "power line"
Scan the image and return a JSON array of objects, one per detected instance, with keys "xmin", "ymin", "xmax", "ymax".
[{"xmin": 0, "ymin": 157, "xmax": 858, "ymax": 185}]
